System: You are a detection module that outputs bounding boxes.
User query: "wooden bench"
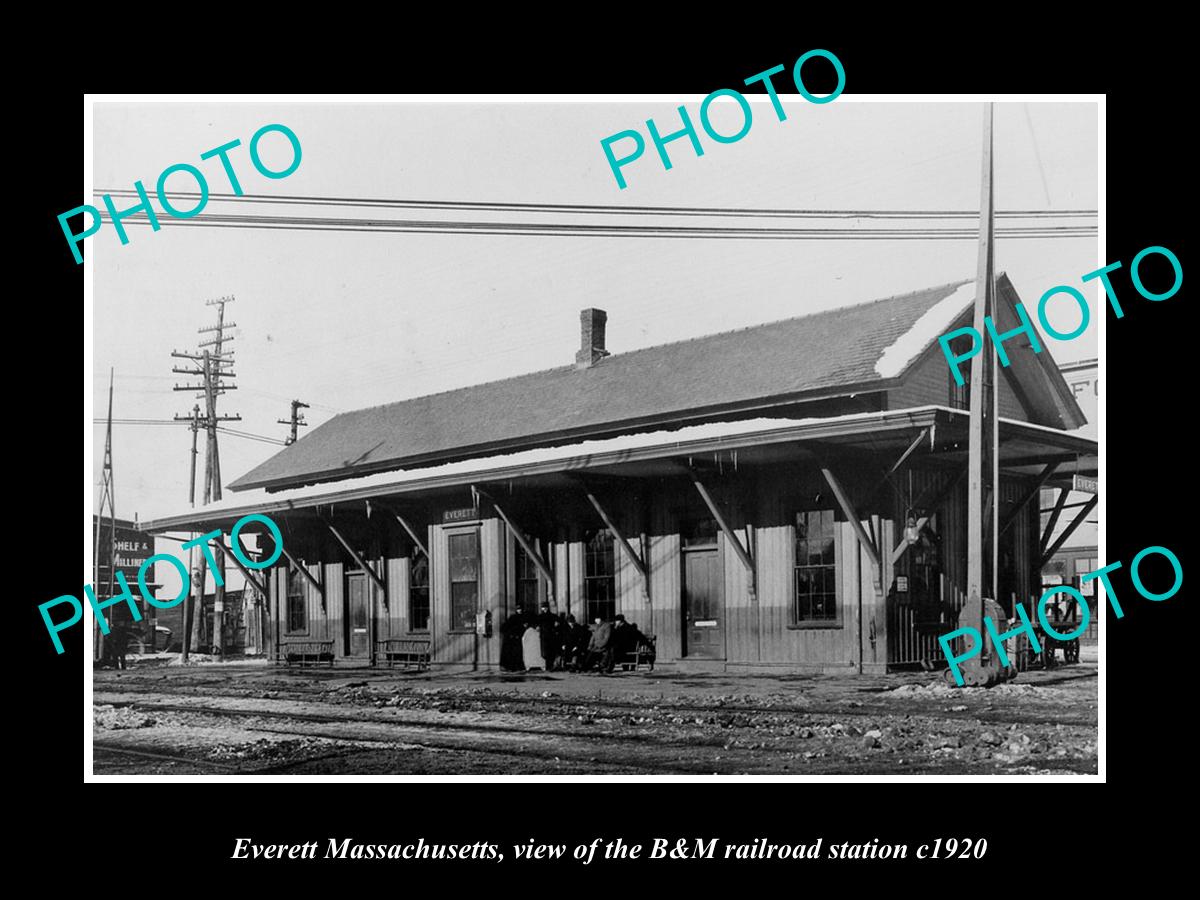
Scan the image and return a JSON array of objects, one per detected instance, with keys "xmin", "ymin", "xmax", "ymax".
[
  {"xmin": 617, "ymin": 634, "xmax": 656, "ymax": 672},
  {"xmin": 276, "ymin": 640, "xmax": 335, "ymax": 668},
  {"xmin": 376, "ymin": 638, "xmax": 431, "ymax": 670}
]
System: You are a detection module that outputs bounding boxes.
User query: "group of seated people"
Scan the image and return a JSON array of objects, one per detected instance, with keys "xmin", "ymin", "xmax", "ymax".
[{"xmin": 500, "ymin": 604, "xmax": 654, "ymax": 674}]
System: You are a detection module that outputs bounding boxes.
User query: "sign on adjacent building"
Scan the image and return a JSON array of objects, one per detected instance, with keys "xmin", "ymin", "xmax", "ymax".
[{"xmin": 93, "ymin": 516, "xmax": 154, "ymax": 588}]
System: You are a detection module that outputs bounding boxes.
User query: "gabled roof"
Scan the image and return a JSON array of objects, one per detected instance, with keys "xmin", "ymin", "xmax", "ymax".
[{"xmin": 229, "ymin": 275, "xmax": 1084, "ymax": 493}]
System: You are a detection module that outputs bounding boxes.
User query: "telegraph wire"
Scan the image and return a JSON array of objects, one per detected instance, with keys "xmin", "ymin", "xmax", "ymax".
[
  {"xmin": 96, "ymin": 188, "xmax": 1097, "ymax": 221},
  {"xmin": 91, "ymin": 209, "xmax": 1097, "ymax": 241},
  {"xmin": 93, "ymin": 417, "xmax": 287, "ymax": 446}
]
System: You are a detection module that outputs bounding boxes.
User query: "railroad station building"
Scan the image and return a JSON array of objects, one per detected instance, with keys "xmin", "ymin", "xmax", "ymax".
[{"xmin": 143, "ymin": 275, "xmax": 1098, "ymax": 673}]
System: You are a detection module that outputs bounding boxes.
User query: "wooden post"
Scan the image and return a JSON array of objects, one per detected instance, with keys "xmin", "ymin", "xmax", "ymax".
[{"xmin": 968, "ymin": 101, "xmax": 998, "ymax": 612}]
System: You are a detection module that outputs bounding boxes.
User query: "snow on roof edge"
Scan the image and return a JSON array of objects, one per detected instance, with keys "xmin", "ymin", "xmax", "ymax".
[
  {"xmin": 149, "ymin": 409, "xmax": 945, "ymax": 527},
  {"xmin": 874, "ymin": 280, "xmax": 974, "ymax": 378}
]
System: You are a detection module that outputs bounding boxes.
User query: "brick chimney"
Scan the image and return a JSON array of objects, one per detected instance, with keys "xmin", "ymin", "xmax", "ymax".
[{"xmin": 576, "ymin": 308, "xmax": 610, "ymax": 368}]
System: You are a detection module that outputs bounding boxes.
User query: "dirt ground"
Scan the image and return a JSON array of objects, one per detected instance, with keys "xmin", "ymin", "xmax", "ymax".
[{"xmin": 92, "ymin": 656, "xmax": 1098, "ymax": 775}]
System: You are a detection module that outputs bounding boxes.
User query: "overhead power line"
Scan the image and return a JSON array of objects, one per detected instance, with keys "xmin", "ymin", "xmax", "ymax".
[
  {"xmin": 91, "ymin": 418, "xmax": 285, "ymax": 446},
  {"xmin": 216, "ymin": 425, "xmax": 288, "ymax": 446},
  {"xmin": 96, "ymin": 189, "xmax": 1097, "ymax": 221},
  {"xmin": 91, "ymin": 209, "xmax": 1097, "ymax": 241},
  {"xmin": 92, "ymin": 418, "xmax": 178, "ymax": 425}
]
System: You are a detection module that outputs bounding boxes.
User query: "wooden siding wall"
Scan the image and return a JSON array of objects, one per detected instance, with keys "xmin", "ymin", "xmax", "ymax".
[
  {"xmin": 889, "ymin": 348, "xmax": 1029, "ymax": 422},
  {"xmin": 262, "ymin": 460, "xmax": 1038, "ymax": 672},
  {"xmin": 430, "ymin": 518, "xmax": 505, "ymax": 666},
  {"xmin": 533, "ymin": 473, "xmax": 891, "ymax": 671},
  {"xmin": 375, "ymin": 556, "xmax": 409, "ymax": 641}
]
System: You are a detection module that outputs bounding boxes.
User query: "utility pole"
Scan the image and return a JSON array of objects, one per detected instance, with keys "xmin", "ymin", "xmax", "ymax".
[
  {"xmin": 277, "ymin": 399, "xmax": 309, "ymax": 445},
  {"xmin": 94, "ymin": 369, "xmax": 117, "ymax": 663},
  {"xmin": 967, "ymin": 103, "xmax": 997, "ymax": 606},
  {"xmin": 960, "ymin": 102, "xmax": 1003, "ymax": 687},
  {"xmin": 187, "ymin": 405, "xmax": 200, "ymax": 507},
  {"xmin": 172, "ymin": 296, "xmax": 240, "ymax": 657}
]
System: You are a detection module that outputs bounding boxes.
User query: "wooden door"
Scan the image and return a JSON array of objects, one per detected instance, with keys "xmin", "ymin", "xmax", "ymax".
[
  {"xmin": 683, "ymin": 548, "xmax": 724, "ymax": 658},
  {"xmin": 345, "ymin": 572, "xmax": 370, "ymax": 657}
]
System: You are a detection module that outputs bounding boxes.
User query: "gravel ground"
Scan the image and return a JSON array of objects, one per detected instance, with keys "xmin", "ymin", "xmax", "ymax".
[{"xmin": 92, "ymin": 661, "xmax": 1098, "ymax": 775}]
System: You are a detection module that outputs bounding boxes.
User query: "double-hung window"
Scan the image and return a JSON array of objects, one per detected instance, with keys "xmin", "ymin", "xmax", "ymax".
[
  {"xmin": 286, "ymin": 567, "xmax": 308, "ymax": 634},
  {"xmin": 448, "ymin": 529, "xmax": 480, "ymax": 632},
  {"xmin": 409, "ymin": 547, "xmax": 430, "ymax": 632},
  {"xmin": 793, "ymin": 509, "xmax": 838, "ymax": 625},
  {"xmin": 583, "ymin": 529, "xmax": 616, "ymax": 623}
]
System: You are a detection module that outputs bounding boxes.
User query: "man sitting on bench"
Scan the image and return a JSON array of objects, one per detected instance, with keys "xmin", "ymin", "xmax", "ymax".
[{"xmin": 583, "ymin": 617, "xmax": 614, "ymax": 673}]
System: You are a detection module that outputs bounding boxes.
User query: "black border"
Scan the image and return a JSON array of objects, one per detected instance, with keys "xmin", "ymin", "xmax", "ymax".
[{"xmin": 27, "ymin": 22, "xmax": 1189, "ymax": 883}]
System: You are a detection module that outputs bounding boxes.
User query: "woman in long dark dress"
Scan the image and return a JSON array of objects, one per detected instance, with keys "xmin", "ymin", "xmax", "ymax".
[{"xmin": 500, "ymin": 607, "xmax": 527, "ymax": 671}]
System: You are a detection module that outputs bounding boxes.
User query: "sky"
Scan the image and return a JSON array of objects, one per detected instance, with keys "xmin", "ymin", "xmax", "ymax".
[{"xmin": 91, "ymin": 98, "xmax": 1099, "ymax": 536}]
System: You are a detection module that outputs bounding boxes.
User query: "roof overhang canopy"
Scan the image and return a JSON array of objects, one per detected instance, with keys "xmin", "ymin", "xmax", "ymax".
[{"xmin": 141, "ymin": 405, "xmax": 1097, "ymax": 534}]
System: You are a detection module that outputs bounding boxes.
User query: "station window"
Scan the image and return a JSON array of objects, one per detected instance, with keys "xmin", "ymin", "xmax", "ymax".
[
  {"xmin": 584, "ymin": 529, "xmax": 616, "ymax": 623},
  {"xmin": 947, "ymin": 333, "xmax": 973, "ymax": 410},
  {"xmin": 515, "ymin": 543, "xmax": 541, "ymax": 612},
  {"xmin": 793, "ymin": 509, "xmax": 838, "ymax": 625},
  {"xmin": 286, "ymin": 567, "xmax": 308, "ymax": 634},
  {"xmin": 409, "ymin": 547, "xmax": 430, "ymax": 632},
  {"xmin": 448, "ymin": 529, "xmax": 479, "ymax": 632}
]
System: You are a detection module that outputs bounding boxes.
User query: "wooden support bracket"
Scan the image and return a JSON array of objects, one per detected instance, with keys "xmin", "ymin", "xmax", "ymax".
[
  {"xmin": 690, "ymin": 476, "xmax": 756, "ymax": 601},
  {"xmin": 820, "ymin": 466, "xmax": 881, "ymax": 573},
  {"xmin": 868, "ymin": 426, "xmax": 930, "ymax": 503},
  {"xmin": 890, "ymin": 516, "xmax": 930, "ymax": 566},
  {"xmin": 1039, "ymin": 496, "xmax": 1097, "ymax": 568},
  {"xmin": 279, "ymin": 544, "xmax": 324, "ymax": 609},
  {"xmin": 999, "ymin": 461, "xmax": 1059, "ymax": 539},
  {"xmin": 375, "ymin": 501, "xmax": 429, "ymax": 557},
  {"xmin": 320, "ymin": 515, "xmax": 387, "ymax": 596},
  {"xmin": 475, "ymin": 489, "xmax": 555, "ymax": 604},
  {"xmin": 1040, "ymin": 487, "xmax": 1068, "ymax": 556},
  {"xmin": 212, "ymin": 537, "xmax": 268, "ymax": 596},
  {"xmin": 583, "ymin": 488, "xmax": 650, "ymax": 602}
]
